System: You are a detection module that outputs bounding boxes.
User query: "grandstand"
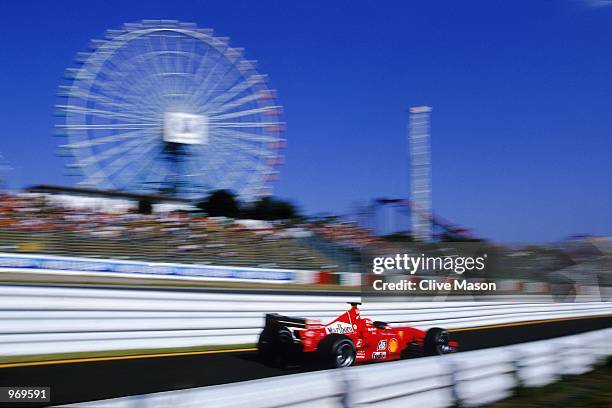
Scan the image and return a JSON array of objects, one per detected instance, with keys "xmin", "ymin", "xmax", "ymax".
[
  {"xmin": 0, "ymin": 193, "xmax": 337, "ymax": 270},
  {"xmin": 2, "ymin": 191, "xmax": 606, "ymax": 280}
]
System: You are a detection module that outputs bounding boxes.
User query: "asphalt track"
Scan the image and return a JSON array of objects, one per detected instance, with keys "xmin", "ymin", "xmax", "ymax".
[{"xmin": 1, "ymin": 315, "xmax": 610, "ymax": 407}]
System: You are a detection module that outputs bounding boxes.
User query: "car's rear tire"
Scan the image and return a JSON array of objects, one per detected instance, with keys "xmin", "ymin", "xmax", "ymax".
[
  {"xmin": 318, "ymin": 334, "xmax": 356, "ymax": 368},
  {"xmin": 424, "ymin": 327, "xmax": 450, "ymax": 356},
  {"xmin": 257, "ymin": 328, "xmax": 275, "ymax": 366},
  {"xmin": 258, "ymin": 325, "xmax": 295, "ymax": 368}
]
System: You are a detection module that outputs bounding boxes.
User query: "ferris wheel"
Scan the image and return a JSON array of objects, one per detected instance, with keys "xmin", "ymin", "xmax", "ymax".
[{"xmin": 56, "ymin": 20, "xmax": 285, "ymax": 200}]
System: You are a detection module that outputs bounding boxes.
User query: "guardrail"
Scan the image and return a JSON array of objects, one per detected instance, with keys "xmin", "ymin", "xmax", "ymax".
[
  {"xmin": 1, "ymin": 284, "xmax": 611, "ymax": 358},
  {"xmin": 69, "ymin": 327, "xmax": 612, "ymax": 407}
]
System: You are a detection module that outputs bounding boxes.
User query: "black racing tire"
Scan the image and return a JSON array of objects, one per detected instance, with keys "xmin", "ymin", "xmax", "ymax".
[
  {"xmin": 257, "ymin": 325, "xmax": 293, "ymax": 368},
  {"xmin": 424, "ymin": 327, "xmax": 450, "ymax": 356},
  {"xmin": 318, "ymin": 334, "xmax": 356, "ymax": 368},
  {"xmin": 257, "ymin": 328, "xmax": 275, "ymax": 366}
]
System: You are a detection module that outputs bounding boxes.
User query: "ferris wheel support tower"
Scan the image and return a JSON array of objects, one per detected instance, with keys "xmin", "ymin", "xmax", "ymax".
[{"xmin": 408, "ymin": 106, "xmax": 433, "ymax": 242}]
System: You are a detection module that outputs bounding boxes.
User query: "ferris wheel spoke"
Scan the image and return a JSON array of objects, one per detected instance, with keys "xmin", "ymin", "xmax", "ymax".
[
  {"xmin": 201, "ymin": 138, "xmax": 270, "ymax": 169},
  {"xmin": 74, "ymin": 132, "xmax": 157, "ymax": 167},
  {"xmin": 145, "ymin": 36, "xmax": 172, "ymax": 86},
  {"xmin": 117, "ymin": 39, "xmax": 172, "ymax": 105},
  {"xmin": 94, "ymin": 61, "xmax": 146, "ymax": 100},
  {"xmin": 214, "ymin": 140, "xmax": 268, "ymax": 162},
  {"xmin": 83, "ymin": 134, "xmax": 160, "ymax": 185},
  {"xmin": 113, "ymin": 145, "xmax": 164, "ymax": 188},
  {"xmin": 58, "ymin": 123, "xmax": 159, "ymax": 131},
  {"xmin": 209, "ymin": 130, "xmax": 267, "ymax": 154},
  {"xmin": 186, "ymin": 55, "xmax": 217, "ymax": 102},
  {"xmin": 208, "ymin": 146, "xmax": 260, "ymax": 170},
  {"xmin": 199, "ymin": 74, "xmax": 265, "ymax": 112},
  {"xmin": 195, "ymin": 66, "xmax": 241, "ymax": 108},
  {"xmin": 205, "ymin": 91, "xmax": 267, "ymax": 116},
  {"xmin": 101, "ymin": 65, "xmax": 168, "ymax": 112},
  {"xmin": 91, "ymin": 76, "xmax": 162, "ymax": 114},
  {"xmin": 162, "ymin": 38, "xmax": 178, "ymax": 97},
  {"xmin": 87, "ymin": 73, "xmax": 159, "ymax": 110},
  {"xmin": 160, "ymin": 34, "xmax": 172, "ymax": 84},
  {"xmin": 188, "ymin": 46, "xmax": 238, "ymax": 107},
  {"xmin": 208, "ymin": 121, "xmax": 280, "ymax": 128},
  {"xmin": 193, "ymin": 36, "xmax": 231, "ymax": 79},
  {"xmin": 199, "ymin": 140, "xmax": 262, "ymax": 176},
  {"xmin": 97, "ymin": 69, "xmax": 160, "ymax": 107},
  {"xmin": 193, "ymin": 137, "xmax": 267, "ymax": 195},
  {"xmin": 77, "ymin": 41, "xmax": 166, "ymax": 112},
  {"xmin": 126, "ymin": 40, "xmax": 173, "ymax": 91},
  {"xmin": 60, "ymin": 129, "xmax": 146, "ymax": 149},
  {"xmin": 56, "ymin": 105, "xmax": 158, "ymax": 123},
  {"xmin": 208, "ymin": 105, "xmax": 281, "ymax": 121},
  {"xmin": 62, "ymin": 87, "xmax": 144, "ymax": 115},
  {"xmin": 212, "ymin": 128, "xmax": 281, "ymax": 143},
  {"xmin": 188, "ymin": 62, "xmax": 231, "ymax": 108},
  {"xmin": 178, "ymin": 36, "xmax": 197, "ymax": 96}
]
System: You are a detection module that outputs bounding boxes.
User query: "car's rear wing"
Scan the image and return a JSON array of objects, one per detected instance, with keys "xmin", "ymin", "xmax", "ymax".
[{"xmin": 264, "ymin": 313, "xmax": 307, "ymax": 329}]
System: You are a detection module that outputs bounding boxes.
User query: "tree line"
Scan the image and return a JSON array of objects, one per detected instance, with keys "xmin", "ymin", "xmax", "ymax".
[{"xmin": 196, "ymin": 189, "xmax": 299, "ymax": 221}]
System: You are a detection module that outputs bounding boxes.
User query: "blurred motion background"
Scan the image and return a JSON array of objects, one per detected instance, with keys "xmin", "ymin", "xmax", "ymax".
[{"xmin": 0, "ymin": 1, "xmax": 610, "ymax": 407}]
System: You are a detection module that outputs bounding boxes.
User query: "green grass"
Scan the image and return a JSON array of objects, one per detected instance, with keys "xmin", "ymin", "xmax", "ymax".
[{"xmin": 492, "ymin": 358, "xmax": 612, "ymax": 408}]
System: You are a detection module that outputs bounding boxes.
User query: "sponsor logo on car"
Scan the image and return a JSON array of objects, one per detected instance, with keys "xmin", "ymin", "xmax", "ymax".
[
  {"xmin": 325, "ymin": 321, "xmax": 354, "ymax": 334},
  {"xmin": 372, "ymin": 351, "xmax": 386, "ymax": 359},
  {"xmin": 388, "ymin": 338, "xmax": 399, "ymax": 353},
  {"xmin": 377, "ymin": 340, "xmax": 387, "ymax": 351},
  {"xmin": 356, "ymin": 339, "xmax": 363, "ymax": 348}
]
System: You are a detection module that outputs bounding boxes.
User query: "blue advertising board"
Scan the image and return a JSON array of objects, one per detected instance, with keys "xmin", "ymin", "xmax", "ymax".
[{"xmin": 0, "ymin": 253, "xmax": 294, "ymax": 282}]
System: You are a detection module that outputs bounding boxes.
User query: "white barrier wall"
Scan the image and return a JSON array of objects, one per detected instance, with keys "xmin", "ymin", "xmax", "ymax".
[
  {"xmin": 69, "ymin": 327, "xmax": 612, "ymax": 407},
  {"xmin": 1, "ymin": 284, "xmax": 611, "ymax": 357}
]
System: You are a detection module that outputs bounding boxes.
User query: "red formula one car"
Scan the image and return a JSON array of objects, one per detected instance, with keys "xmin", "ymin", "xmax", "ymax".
[{"xmin": 258, "ymin": 302, "xmax": 457, "ymax": 368}]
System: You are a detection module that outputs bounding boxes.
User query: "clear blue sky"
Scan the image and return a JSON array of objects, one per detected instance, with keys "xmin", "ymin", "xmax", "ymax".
[{"xmin": 0, "ymin": 0, "xmax": 610, "ymax": 242}]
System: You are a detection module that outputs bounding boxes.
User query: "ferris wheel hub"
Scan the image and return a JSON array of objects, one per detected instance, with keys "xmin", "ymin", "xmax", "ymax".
[{"xmin": 163, "ymin": 112, "xmax": 208, "ymax": 145}]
